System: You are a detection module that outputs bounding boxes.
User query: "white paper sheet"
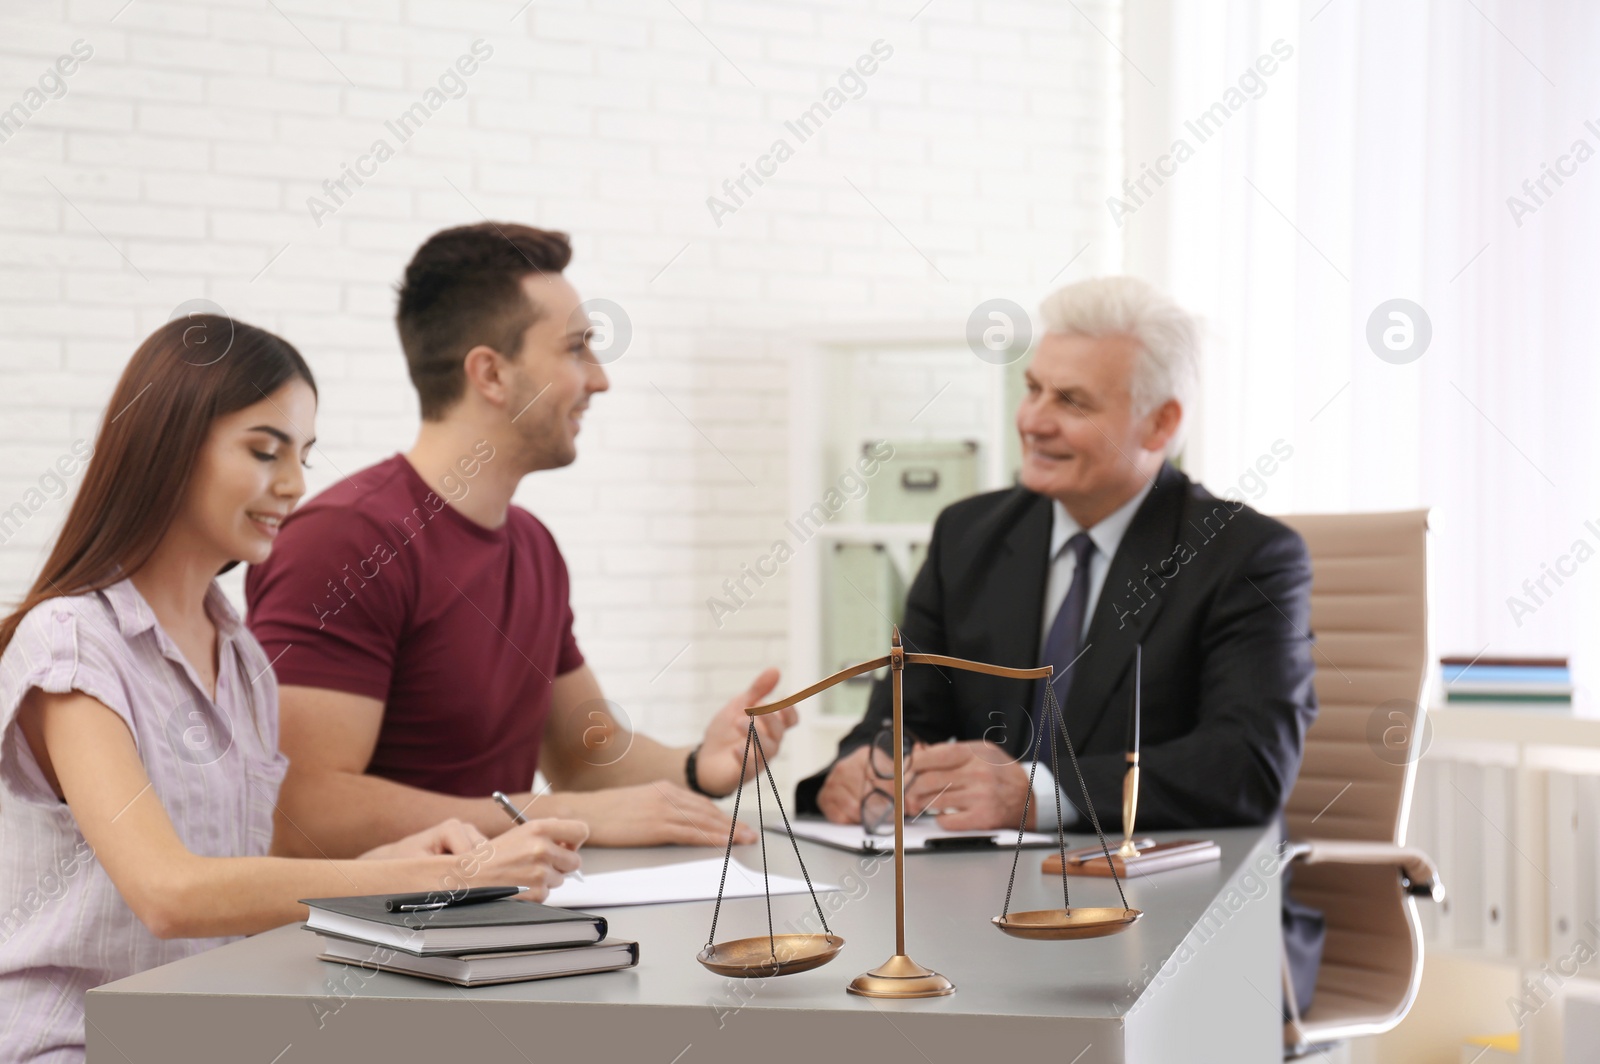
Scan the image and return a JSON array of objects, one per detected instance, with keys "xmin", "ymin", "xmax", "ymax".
[
  {"xmin": 544, "ymin": 857, "xmax": 840, "ymax": 910},
  {"xmin": 780, "ymin": 818, "xmax": 1059, "ymax": 853}
]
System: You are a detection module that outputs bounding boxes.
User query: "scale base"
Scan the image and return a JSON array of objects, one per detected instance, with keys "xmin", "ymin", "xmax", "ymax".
[{"xmin": 847, "ymin": 954, "xmax": 955, "ymax": 998}]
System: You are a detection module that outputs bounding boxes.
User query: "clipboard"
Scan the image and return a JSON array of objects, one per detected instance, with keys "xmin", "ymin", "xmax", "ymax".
[{"xmin": 778, "ymin": 817, "xmax": 1060, "ymax": 854}]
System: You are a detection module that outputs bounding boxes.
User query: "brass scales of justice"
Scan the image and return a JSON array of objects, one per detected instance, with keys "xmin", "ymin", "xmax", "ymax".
[{"xmin": 696, "ymin": 627, "xmax": 1142, "ymax": 999}]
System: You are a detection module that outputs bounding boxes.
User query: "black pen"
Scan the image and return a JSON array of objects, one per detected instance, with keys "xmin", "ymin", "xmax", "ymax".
[
  {"xmin": 384, "ymin": 885, "xmax": 528, "ymax": 913},
  {"xmin": 491, "ymin": 790, "xmax": 529, "ymax": 825},
  {"xmin": 492, "ymin": 789, "xmax": 584, "ymax": 882}
]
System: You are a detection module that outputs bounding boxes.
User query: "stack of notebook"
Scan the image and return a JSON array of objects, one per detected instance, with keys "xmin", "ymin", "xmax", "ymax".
[
  {"xmin": 1441, "ymin": 655, "xmax": 1573, "ymax": 707},
  {"xmin": 301, "ymin": 893, "xmax": 638, "ymax": 987}
]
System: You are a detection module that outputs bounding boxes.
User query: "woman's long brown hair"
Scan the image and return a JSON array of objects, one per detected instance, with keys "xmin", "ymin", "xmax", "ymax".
[{"xmin": 0, "ymin": 314, "xmax": 316, "ymax": 657}]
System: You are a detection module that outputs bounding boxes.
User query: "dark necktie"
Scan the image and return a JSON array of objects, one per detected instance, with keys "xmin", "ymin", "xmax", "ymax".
[{"xmin": 1034, "ymin": 530, "xmax": 1096, "ymax": 725}]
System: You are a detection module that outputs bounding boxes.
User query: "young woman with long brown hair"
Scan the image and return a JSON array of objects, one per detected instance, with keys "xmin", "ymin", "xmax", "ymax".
[{"xmin": 0, "ymin": 315, "xmax": 585, "ymax": 1063}]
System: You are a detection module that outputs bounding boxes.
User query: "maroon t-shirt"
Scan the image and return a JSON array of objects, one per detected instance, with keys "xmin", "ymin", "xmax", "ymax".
[{"xmin": 244, "ymin": 454, "xmax": 584, "ymax": 796}]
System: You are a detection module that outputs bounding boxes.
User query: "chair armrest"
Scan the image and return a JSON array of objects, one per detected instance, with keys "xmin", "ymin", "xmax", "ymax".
[{"xmin": 1286, "ymin": 838, "xmax": 1445, "ymax": 903}]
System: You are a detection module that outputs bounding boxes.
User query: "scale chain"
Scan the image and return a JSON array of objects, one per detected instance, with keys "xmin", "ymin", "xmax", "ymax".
[
  {"xmin": 751, "ymin": 728, "xmax": 831, "ymax": 937},
  {"xmin": 753, "ymin": 737, "xmax": 776, "ymax": 964},
  {"xmin": 1001, "ymin": 691, "xmax": 1052, "ymax": 919},
  {"xmin": 705, "ymin": 720, "xmax": 757, "ymax": 952},
  {"xmin": 1047, "ymin": 681, "xmax": 1131, "ymax": 910},
  {"xmin": 1045, "ymin": 682, "xmax": 1070, "ymax": 912}
]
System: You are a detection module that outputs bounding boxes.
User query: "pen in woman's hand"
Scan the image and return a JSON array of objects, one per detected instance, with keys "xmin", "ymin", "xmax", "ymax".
[
  {"xmin": 492, "ymin": 790, "xmax": 585, "ymax": 883},
  {"xmin": 491, "ymin": 790, "xmax": 530, "ymax": 825}
]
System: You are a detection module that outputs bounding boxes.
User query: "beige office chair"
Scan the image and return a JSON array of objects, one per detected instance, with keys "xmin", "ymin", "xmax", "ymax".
[{"xmin": 1276, "ymin": 510, "xmax": 1444, "ymax": 1057}]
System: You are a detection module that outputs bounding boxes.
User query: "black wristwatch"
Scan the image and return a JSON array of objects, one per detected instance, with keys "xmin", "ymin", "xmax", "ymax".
[{"xmin": 684, "ymin": 744, "xmax": 721, "ymax": 798}]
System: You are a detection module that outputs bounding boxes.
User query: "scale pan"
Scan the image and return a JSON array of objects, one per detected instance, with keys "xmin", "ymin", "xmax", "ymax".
[
  {"xmin": 697, "ymin": 934, "xmax": 845, "ymax": 978},
  {"xmin": 991, "ymin": 907, "xmax": 1142, "ymax": 940}
]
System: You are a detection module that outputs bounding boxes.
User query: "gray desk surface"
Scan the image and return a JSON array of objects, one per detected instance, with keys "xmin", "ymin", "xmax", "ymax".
[{"xmin": 89, "ymin": 823, "xmax": 1285, "ymax": 1063}]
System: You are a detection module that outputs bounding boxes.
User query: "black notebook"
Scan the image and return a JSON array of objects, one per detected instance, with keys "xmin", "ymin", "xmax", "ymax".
[
  {"xmin": 314, "ymin": 932, "xmax": 639, "ymax": 987},
  {"xmin": 300, "ymin": 894, "xmax": 607, "ymax": 956}
]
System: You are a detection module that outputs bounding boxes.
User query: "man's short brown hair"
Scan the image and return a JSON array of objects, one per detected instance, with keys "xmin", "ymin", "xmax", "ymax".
[{"xmin": 396, "ymin": 222, "xmax": 573, "ymax": 419}]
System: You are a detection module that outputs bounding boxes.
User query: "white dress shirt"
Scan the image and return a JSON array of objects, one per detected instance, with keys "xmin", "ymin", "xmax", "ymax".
[{"xmin": 1031, "ymin": 478, "xmax": 1155, "ymax": 828}]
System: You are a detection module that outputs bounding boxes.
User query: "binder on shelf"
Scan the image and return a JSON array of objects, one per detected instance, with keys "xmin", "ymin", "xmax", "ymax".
[
  {"xmin": 1449, "ymin": 762, "xmax": 1485, "ymax": 951},
  {"xmin": 1431, "ymin": 758, "xmax": 1457, "ymax": 950},
  {"xmin": 822, "ymin": 543, "xmax": 902, "ymax": 717},
  {"xmin": 1547, "ymin": 771, "xmax": 1577, "ymax": 963},
  {"xmin": 1479, "ymin": 764, "xmax": 1514, "ymax": 958},
  {"xmin": 1410, "ymin": 758, "xmax": 1441, "ymax": 946},
  {"xmin": 1577, "ymin": 773, "xmax": 1600, "ymax": 978}
]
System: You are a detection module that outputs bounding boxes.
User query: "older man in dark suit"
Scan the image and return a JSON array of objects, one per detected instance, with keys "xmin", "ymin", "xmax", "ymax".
[{"xmin": 795, "ymin": 276, "xmax": 1324, "ymax": 1015}]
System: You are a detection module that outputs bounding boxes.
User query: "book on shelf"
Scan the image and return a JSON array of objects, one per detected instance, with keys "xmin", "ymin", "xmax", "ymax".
[
  {"xmin": 1445, "ymin": 682, "xmax": 1573, "ymax": 697},
  {"xmin": 1440, "ymin": 653, "xmax": 1573, "ymax": 707},
  {"xmin": 1439, "ymin": 655, "xmax": 1568, "ymax": 668},
  {"xmin": 1441, "ymin": 666, "xmax": 1570, "ymax": 685}
]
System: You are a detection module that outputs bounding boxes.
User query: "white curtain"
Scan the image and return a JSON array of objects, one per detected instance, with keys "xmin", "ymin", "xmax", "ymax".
[{"xmin": 1124, "ymin": 0, "xmax": 1600, "ymax": 692}]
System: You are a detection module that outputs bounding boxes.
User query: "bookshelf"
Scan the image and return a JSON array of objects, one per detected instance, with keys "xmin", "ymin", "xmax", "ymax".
[{"xmin": 780, "ymin": 324, "xmax": 1029, "ymax": 779}]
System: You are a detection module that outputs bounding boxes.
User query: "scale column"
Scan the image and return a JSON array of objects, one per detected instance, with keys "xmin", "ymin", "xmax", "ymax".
[
  {"xmin": 891, "ymin": 630, "xmax": 906, "ymax": 956},
  {"xmin": 847, "ymin": 627, "xmax": 955, "ymax": 999}
]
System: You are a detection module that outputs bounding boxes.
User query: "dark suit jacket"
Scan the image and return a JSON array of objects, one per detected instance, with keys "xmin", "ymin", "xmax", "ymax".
[
  {"xmin": 797, "ymin": 461, "xmax": 1317, "ymax": 827},
  {"xmin": 794, "ymin": 461, "xmax": 1324, "ymax": 1012}
]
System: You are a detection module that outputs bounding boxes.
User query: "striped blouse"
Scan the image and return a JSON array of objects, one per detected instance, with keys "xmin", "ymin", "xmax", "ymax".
[{"xmin": 0, "ymin": 577, "xmax": 288, "ymax": 1063}]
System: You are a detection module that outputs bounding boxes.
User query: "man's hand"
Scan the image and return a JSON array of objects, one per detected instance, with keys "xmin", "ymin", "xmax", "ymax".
[
  {"xmin": 693, "ymin": 667, "xmax": 794, "ymax": 797},
  {"xmin": 903, "ymin": 740, "xmax": 1034, "ymax": 830},
  {"xmin": 537, "ymin": 781, "xmax": 758, "ymax": 847},
  {"xmin": 814, "ymin": 745, "xmax": 873, "ymax": 825},
  {"xmin": 358, "ymin": 817, "xmax": 489, "ymax": 860}
]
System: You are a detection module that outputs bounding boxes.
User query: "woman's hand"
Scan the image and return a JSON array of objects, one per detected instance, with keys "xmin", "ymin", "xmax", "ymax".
[
  {"xmin": 468, "ymin": 818, "xmax": 589, "ymax": 901},
  {"xmin": 363, "ymin": 817, "xmax": 588, "ymax": 902}
]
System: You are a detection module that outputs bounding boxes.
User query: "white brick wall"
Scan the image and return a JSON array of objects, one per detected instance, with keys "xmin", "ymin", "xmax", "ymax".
[{"xmin": 0, "ymin": 0, "xmax": 1119, "ymax": 749}]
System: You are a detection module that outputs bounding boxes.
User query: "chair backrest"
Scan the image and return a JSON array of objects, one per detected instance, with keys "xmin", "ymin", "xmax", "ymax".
[{"xmin": 1277, "ymin": 510, "xmax": 1430, "ymax": 845}]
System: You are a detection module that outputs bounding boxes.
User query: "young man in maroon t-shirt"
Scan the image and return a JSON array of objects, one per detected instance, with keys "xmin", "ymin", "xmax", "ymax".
[{"xmin": 246, "ymin": 223, "xmax": 795, "ymax": 857}]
